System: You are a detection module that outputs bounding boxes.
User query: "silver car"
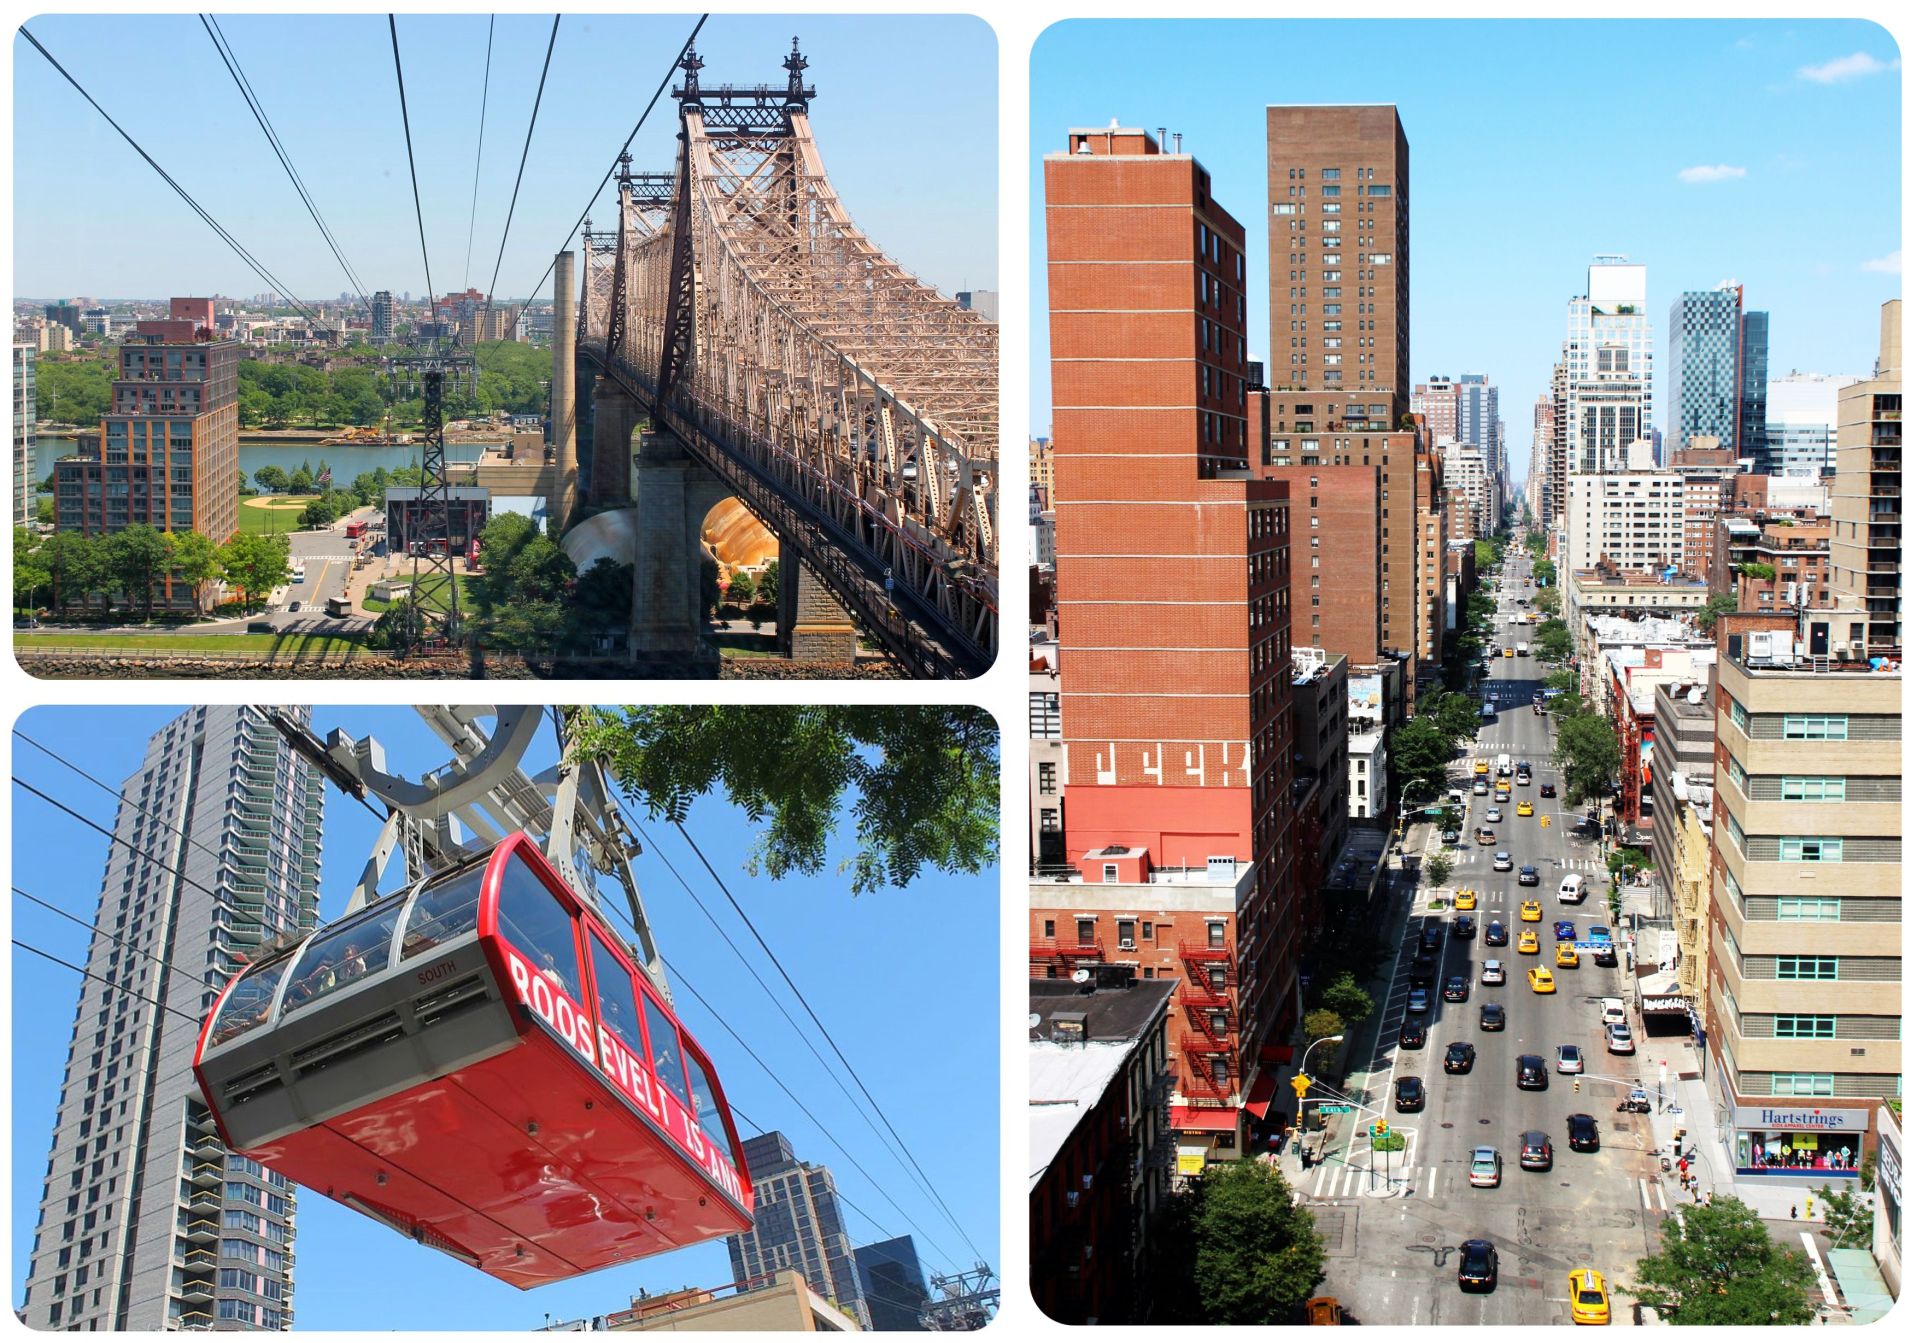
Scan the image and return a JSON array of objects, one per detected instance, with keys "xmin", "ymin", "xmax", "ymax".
[
  {"xmin": 1556, "ymin": 1043, "xmax": 1584, "ymax": 1074},
  {"xmin": 1469, "ymin": 1145, "xmax": 1502, "ymax": 1188},
  {"xmin": 1485, "ymin": 808, "xmax": 1504, "ymax": 823},
  {"xmin": 1606, "ymin": 1022, "xmax": 1635, "ymax": 1054},
  {"xmin": 1493, "ymin": 851, "xmax": 1513, "ymax": 872}
]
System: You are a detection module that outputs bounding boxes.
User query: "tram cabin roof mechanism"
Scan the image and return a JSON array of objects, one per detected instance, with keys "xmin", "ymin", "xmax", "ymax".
[{"xmin": 193, "ymin": 831, "xmax": 752, "ymax": 1288}]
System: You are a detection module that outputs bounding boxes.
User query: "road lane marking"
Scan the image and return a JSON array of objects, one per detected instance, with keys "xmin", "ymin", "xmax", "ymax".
[
  {"xmin": 1638, "ymin": 1180, "xmax": 1650, "ymax": 1210},
  {"xmin": 1801, "ymin": 1231, "xmax": 1838, "ymax": 1306},
  {"xmin": 1428, "ymin": 1165, "xmax": 1437, "ymax": 1200},
  {"xmin": 1652, "ymin": 1179, "xmax": 1666, "ymax": 1211}
]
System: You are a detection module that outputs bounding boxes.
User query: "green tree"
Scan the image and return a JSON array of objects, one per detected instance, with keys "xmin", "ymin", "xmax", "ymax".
[
  {"xmin": 37, "ymin": 531, "xmax": 106, "ymax": 613},
  {"xmin": 1418, "ymin": 689, "xmax": 1481, "ymax": 747},
  {"xmin": 1533, "ymin": 618, "xmax": 1573, "ymax": 663},
  {"xmin": 34, "ymin": 353, "xmax": 113, "ymax": 425},
  {"xmin": 575, "ymin": 706, "xmax": 997, "ymax": 894},
  {"xmin": 1425, "ymin": 853, "xmax": 1455, "ymax": 888},
  {"xmin": 1696, "ymin": 591, "xmax": 1738, "ymax": 638},
  {"xmin": 1631, "ymin": 1197, "xmax": 1816, "ymax": 1324},
  {"xmin": 254, "ymin": 465, "xmax": 290, "ymax": 494},
  {"xmin": 1315, "ymin": 972, "xmax": 1373, "ymax": 1025},
  {"xmin": 1554, "ymin": 711, "xmax": 1623, "ymax": 805},
  {"xmin": 1175, "ymin": 1161, "xmax": 1325, "ymax": 1324},
  {"xmin": 725, "ymin": 571, "xmax": 757, "ymax": 607},
  {"xmin": 1739, "ymin": 561, "xmax": 1776, "ymax": 580},
  {"xmin": 1301, "ymin": 1008, "xmax": 1346, "ymax": 1049},
  {"xmin": 14, "ymin": 528, "xmax": 51, "ymax": 613},
  {"xmin": 168, "ymin": 530, "xmax": 223, "ymax": 616},
  {"xmin": 568, "ymin": 558, "xmax": 633, "ymax": 650},
  {"xmin": 36, "ymin": 497, "xmax": 54, "ymax": 525},
  {"xmin": 756, "ymin": 558, "xmax": 781, "ymax": 606},
  {"xmin": 1473, "ymin": 538, "xmax": 1498, "ymax": 570},
  {"xmin": 1532, "ymin": 585, "xmax": 1560, "ymax": 615},
  {"xmin": 1815, "ymin": 1185, "xmax": 1874, "ymax": 1248},
  {"xmin": 366, "ymin": 596, "xmax": 423, "ymax": 651},
  {"xmin": 300, "ymin": 497, "xmax": 337, "ymax": 529},
  {"xmin": 218, "ymin": 533, "xmax": 292, "ymax": 609},
  {"xmin": 103, "ymin": 525, "xmax": 175, "ymax": 619},
  {"xmin": 1389, "ymin": 717, "xmax": 1454, "ymax": 798},
  {"xmin": 1532, "ymin": 557, "xmax": 1557, "ymax": 586},
  {"xmin": 288, "ymin": 465, "xmax": 315, "ymax": 494}
]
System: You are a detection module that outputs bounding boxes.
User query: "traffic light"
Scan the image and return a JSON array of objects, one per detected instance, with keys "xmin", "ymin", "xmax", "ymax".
[
  {"xmin": 1572, "ymin": 1077, "xmax": 1580, "ymax": 1094},
  {"xmin": 1372, "ymin": 1119, "xmax": 1389, "ymax": 1137}
]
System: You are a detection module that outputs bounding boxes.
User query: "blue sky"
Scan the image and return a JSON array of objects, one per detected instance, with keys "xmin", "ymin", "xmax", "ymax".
[
  {"xmin": 13, "ymin": 12, "xmax": 997, "ymax": 305},
  {"xmin": 9, "ymin": 706, "xmax": 997, "ymax": 1329},
  {"xmin": 1030, "ymin": 19, "xmax": 1901, "ymax": 479}
]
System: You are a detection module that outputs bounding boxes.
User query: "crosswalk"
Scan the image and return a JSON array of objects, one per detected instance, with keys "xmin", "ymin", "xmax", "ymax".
[{"xmin": 1453, "ymin": 853, "xmax": 1606, "ymax": 875}]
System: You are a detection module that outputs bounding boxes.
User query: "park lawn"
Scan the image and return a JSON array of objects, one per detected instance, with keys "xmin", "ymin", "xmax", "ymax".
[
  {"xmin": 363, "ymin": 572, "xmax": 474, "ymax": 614},
  {"xmin": 15, "ymin": 631, "xmax": 369, "ymax": 656},
  {"xmin": 710, "ymin": 632, "xmax": 781, "ymax": 659},
  {"xmin": 238, "ymin": 494, "xmax": 322, "ymax": 535}
]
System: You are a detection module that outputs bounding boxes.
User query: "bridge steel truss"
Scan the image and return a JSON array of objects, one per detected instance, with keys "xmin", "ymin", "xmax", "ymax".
[{"xmin": 578, "ymin": 46, "xmax": 998, "ymax": 677}]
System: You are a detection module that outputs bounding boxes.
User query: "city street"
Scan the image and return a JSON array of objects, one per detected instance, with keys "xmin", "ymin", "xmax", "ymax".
[{"xmin": 1307, "ymin": 550, "xmax": 1664, "ymax": 1326}]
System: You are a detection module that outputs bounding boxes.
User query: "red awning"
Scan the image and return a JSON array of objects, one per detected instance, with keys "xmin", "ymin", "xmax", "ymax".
[
  {"xmin": 1170, "ymin": 1106, "xmax": 1239, "ymax": 1132},
  {"xmin": 1243, "ymin": 1068, "xmax": 1280, "ymax": 1120},
  {"xmin": 1260, "ymin": 1042, "xmax": 1295, "ymax": 1063}
]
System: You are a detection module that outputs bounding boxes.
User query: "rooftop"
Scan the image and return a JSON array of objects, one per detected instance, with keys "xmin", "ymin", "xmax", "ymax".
[{"xmin": 1029, "ymin": 979, "xmax": 1174, "ymax": 1189}]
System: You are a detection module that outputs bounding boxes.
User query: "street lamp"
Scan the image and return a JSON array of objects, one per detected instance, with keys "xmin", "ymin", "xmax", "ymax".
[{"xmin": 1292, "ymin": 1033, "xmax": 1346, "ymax": 1147}]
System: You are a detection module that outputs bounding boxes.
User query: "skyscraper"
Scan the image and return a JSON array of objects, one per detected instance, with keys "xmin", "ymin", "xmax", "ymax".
[
  {"xmin": 371, "ymin": 290, "xmax": 395, "ymax": 346},
  {"xmin": 1766, "ymin": 372, "xmax": 1864, "ymax": 478},
  {"xmin": 1564, "ymin": 258, "xmax": 1654, "ymax": 476},
  {"xmin": 1739, "ymin": 309, "xmax": 1770, "ymax": 466},
  {"xmin": 19, "ymin": 706, "xmax": 326, "ymax": 1331},
  {"xmin": 726, "ymin": 1131, "xmax": 871, "ymax": 1329},
  {"xmin": 1265, "ymin": 104, "xmax": 1410, "ymax": 408},
  {"xmin": 1669, "ymin": 285, "xmax": 1742, "ymax": 453},
  {"xmin": 853, "ymin": 1236, "xmax": 931, "ymax": 1331},
  {"xmin": 1831, "ymin": 300, "xmax": 1901, "ymax": 655},
  {"xmin": 14, "ymin": 342, "xmax": 36, "ymax": 529}
]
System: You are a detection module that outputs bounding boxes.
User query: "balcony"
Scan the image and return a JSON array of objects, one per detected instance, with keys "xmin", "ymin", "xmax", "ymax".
[
  {"xmin": 178, "ymin": 1277, "xmax": 216, "ymax": 1303},
  {"xmin": 183, "ymin": 1218, "xmax": 220, "ymax": 1243},
  {"xmin": 188, "ymin": 1160, "xmax": 222, "ymax": 1187}
]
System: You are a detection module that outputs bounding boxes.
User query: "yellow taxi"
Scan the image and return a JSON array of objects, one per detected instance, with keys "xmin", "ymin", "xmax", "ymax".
[
  {"xmin": 1519, "ymin": 899, "xmax": 1543, "ymax": 922},
  {"xmin": 1474, "ymin": 759, "xmax": 1490, "ymax": 776},
  {"xmin": 1454, "ymin": 888, "xmax": 1478, "ymax": 911},
  {"xmin": 1528, "ymin": 966, "xmax": 1557, "ymax": 994},
  {"xmin": 1517, "ymin": 929, "xmax": 1540, "ymax": 955},
  {"xmin": 1517, "ymin": 800, "xmax": 1535, "ymax": 817},
  {"xmin": 1505, "ymin": 647, "xmax": 1516, "ymax": 658},
  {"xmin": 1555, "ymin": 943, "xmax": 1579, "ymax": 969},
  {"xmin": 1495, "ymin": 781, "xmax": 1512, "ymax": 799},
  {"xmin": 1567, "ymin": 1269, "xmax": 1610, "ymax": 1325}
]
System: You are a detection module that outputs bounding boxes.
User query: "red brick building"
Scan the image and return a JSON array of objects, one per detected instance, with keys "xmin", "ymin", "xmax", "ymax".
[{"xmin": 1034, "ymin": 127, "xmax": 1296, "ymax": 1162}]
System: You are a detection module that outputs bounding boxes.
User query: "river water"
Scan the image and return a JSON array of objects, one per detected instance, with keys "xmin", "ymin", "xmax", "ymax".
[{"xmin": 33, "ymin": 437, "xmax": 494, "ymax": 483}]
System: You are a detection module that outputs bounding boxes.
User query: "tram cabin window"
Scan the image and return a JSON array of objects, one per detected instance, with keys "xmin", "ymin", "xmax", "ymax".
[
  {"xmin": 685, "ymin": 1050, "xmax": 732, "ymax": 1153},
  {"xmin": 495, "ymin": 848, "xmax": 584, "ymax": 1001},
  {"xmin": 282, "ymin": 904, "xmax": 404, "ymax": 1014},
  {"xmin": 644, "ymin": 995, "xmax": 691, "ymax": 1109},
  {"xmin": 588, "ymin": 934, "xmax": 646, "ymax": 1062},
  {"xmin": 400, "ymin": 867, "xmax": 485, "ymax": 960},
  {"xmin": 209, "ymin": 955, "xmax": 293, "ymax": 1045}
]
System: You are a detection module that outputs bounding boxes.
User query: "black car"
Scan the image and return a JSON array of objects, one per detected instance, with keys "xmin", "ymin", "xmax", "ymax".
[
  {"xmin": 1399, "ymin": 1019, "xmax": 1427, "ymax": 1049},
  {"xmin": 1444, "ymin": 1040, "xmax": 1477, "ymax": 1074},
  {"xmin": 1517, "ymin": 865, "xmax": 1540, "ymax": 887},
  {"xmin": 1567, "ymin": 1113, "xmax": 1601, "ymax": 1152},
  {"xmin": 1539, "ymin": 782, "xmax": 1557, "ymax": 798},
  {"xmin": 1484, "ymin": 920, "xmax": 1508, "ymax": 946},
  {"xmin": 1457, "ymin": 1239, "xmax": 1499, "ymax": 1293},
  {"xmin": 1442, "ymin": 974, "xmax": 1469, "ymax": 1002},
  {"xmin": 1394, "ymin": 1076, "xmax": 1426, "ymax": 1112},
  {"xmin": 1519, "ymin": 1129, "xmax": 1554, "ymax": 1171},
  {"xmin": 1451, "ymin": 914, "xmax": 1476, "ymax": 940},
  {"xmin": 1420, "ymin": 919, "xmax": 1445, "ymax": 953},
  {"xmin": 1516, "ymin": 1053, "xmax": 1548, "ymax": 1089},
  {"xmin": 1409, "ymin": 954, "xmax": 1438, "ymax": 988},
  {"xmin": 1479, "ymin": 1002, "xmax": 1506, "ymax": 1031}
]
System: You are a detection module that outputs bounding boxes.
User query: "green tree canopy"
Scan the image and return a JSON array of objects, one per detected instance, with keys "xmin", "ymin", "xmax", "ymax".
[
  {"xmin": 1425, "ymin": 853, "xmax": 1454, "ymax": 888},
  {"xmin": 366, "ymin": 596, "xmax": 423, "ymax": 651},
  {"xmin": 1417, "ymin": 689, "xmax": 1481, "ymax": 747},
  {"xmin": 1532, "ymin": 585, "xmax": 1560, "ymax": 615},
  {"xmin": 1631, "ymin": 1197, "xmax": 1816, "ymax": 1324},
  {"xmin": 37, "ymin": 531, "xmax": 107, "ymax": 613},
  {"xmin": 218, "ymin": 533, "xmax": 292, "ymax": 608},
  {"xmin": 1554, "ymin": 711, "xmax": 1622, "ymax": 805},
  {"xmin": 1301, "ymin": 1008, "xmax": 1345, "ymax": 1050},
  {"xmin": 1816, "ymin": 1184, "xmax": 1874, "ymax": 1249},
  {"xmin": 568, "ymin": 558, "xmax": 633, "ymax": 649},
  {"xmin": 1314, "ymin": 971, "xmax": 1373, "ymax": 1025},
  {"xmin": 1173, "ymin": 1161, "xmax": 1325, "ymax": 1324},
  {"xmin": 34, "ymin": 352, "xmax": 112, "ymax": 425},
  {"xmin": 725, "ymin": 571, "xmax": 757, "ymax": 606},
  {"xmin": 1532, "ymin": 618, "xmax": 1573, "ymax": 663},
  {"xmin": 755, "ymin": 558, "xmax": 781, "ymax": 606},
  {"xmin": 14, "ymin": 528, "xmax": 51, "ymax": 611},
  {"xmin": 575, "ymin": 707, "xmax": 997, "ymax": 895},
  {"xmin": 169, "ymin": 530, "xmax": 222, "ymax": 616},
  {"xmin": 1696, "ymin": 591, "xmax": 1738, "ymax": 638},
  {"xmin": 1532, "ymin": 557, "xmax": 1557, "ymax": 585},
  {"xmin": 1389, "ymin": 717, "xmax": 1454, "ymax": 798},
  {"xmin": 104, "ymin": 525, "xmax": 175, "ymax": 619}
]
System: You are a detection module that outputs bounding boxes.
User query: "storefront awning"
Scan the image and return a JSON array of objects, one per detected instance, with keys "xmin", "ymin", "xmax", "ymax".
[
  {"xmin": 1170, "ymin": 1106, "xmax": 1239, "ymax": 1132},
  {"xmin": 1642, "ymin": 996, "xmax": 1692, "ymax": 1014},
  {"xmin": 1243, "ymin": 1068, "xmax": 1280, "ymax": 1120}
]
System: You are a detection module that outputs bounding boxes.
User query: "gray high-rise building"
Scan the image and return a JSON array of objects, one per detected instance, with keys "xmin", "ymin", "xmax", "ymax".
[
  {"xmin": 14, "ymin": 342, "xmax": 37, "ymax": 529},
  {"xmin": 18, "ymin": 706, "xmax": 326, "ymax": 1331},
  {"xmin": 854, "ymin": 1235, "xmax": 931, "ymax": 1331},
  {"xmin": 1739, "ymin": 309, "xmax": 1770, "ymax": 465},
  {"xmin": 1668, "ymin": 285, "xmax": 1742, "ymax": 454},
  {"xmin": 371, "ymin": 290, "xmax": 395, "ymax": 346},
  {"xmin": 726, "ymin": 1131, "xmax": 871, "ymax": 1329}
]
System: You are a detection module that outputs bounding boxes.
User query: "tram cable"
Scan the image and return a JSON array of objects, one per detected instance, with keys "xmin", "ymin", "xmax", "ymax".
[
  {"xmin": 387, "ymin": 14, "xmax": 438, "ymax": 315},
  {"xmin": 462, "ymin": 16, "xmax": 495, "ymax": 292},
  {"xmin": 497, "ymin": 12, "xmax": 706, "ymax": 343},
  {"xmin": 16, "ymin": 23, "xmax": 325, "ymax": 327},
  {"xmin": 200, "ymin": 14, "xmax": 372, "ymax": 317},
  {"xmin": 476, "ymin": 15, "xmax": 560, "ymax": 346},
  {"xmin": 11, "ymin": 939, "xmax": 206, "ymax": 1028}
]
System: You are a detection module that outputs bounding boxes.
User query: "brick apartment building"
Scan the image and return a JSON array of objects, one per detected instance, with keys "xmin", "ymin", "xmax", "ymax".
[{"xmin": 1034, "ymin": 126, "xmax": 1297, "ymax": 1164}]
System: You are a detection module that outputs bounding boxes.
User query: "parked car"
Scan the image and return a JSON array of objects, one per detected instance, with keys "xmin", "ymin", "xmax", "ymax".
[
  {"xmin": 1443, "ymin": 974, "xmax": 1470, "ymax": 1002},
  {"xmin": 1394, "ymin": 1076, "xmax": 1426, "ymax": 1112},
  {"xmin": 1480, "ymin": 1002, "xmax": 1507, "ymax": 1031},
  {"xmin": 1444, "ymin": 1041, "xmax": 1477, "ymax": 1074},
  {"xmin": 1517, "ymin": 865, "xmax": 1540, "ymax": 887},
  {"xmin": 1457, "ymin": 1239, "xmax": 1499, "ymax": 1292},
  {"xmin": 1556, "ymin": 1044, "xmax": 1584, "ymax": 1074},
  {"xmin": 1519, "ymin": 1129, "xmax": 1554, "ymax": 1171},
  {"xmin": 1606, "ymin": 1022, "xmax": 1635, "ymax": 1054},
  {"xmin": 1515, "ymin": 1053, "xmax": 1548, "ymax": 1089},
  {"xmin": 1567, "ymin": 1113, "xmax": 1601, "ymax": 1153},
  {"xmin": 1484, "ymin": 921, "xmax": 1508, "ymax": 946},
  {"xmin": 1468, "ymin": 1146, "xmax": 1502, "ymax": 1188},
  {"xmin": 1492, "ymin": 852, "xmax": 1513, "ymax": 872},
  {"xmin": 1399, "ymin": 1019, "xmax": 1428, "ymax": 1049},
  {"xmin": 1409, "ymin": 954, "xmax": 1438, "ymax": 988}
]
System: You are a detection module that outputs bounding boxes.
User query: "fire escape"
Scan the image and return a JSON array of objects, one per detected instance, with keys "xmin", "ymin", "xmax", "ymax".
[
  {"xmin": 1177, "ymin": 941, "xmax": 1239, "ymax": 1104},
  {"xmin": 1029, "ymin": 934, "xmax": 1105, "ymax": 977}
]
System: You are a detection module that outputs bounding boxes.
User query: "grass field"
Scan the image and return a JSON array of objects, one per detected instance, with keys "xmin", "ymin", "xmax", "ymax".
[
  {"xmin": 238, "ymin": 495, "xmax": 320, "ymax": 535},
  {"xmin": 361, "ymin": 572, "xmax": 472, "ymax": 614},
  {"xmin": 15, "ymin": 631, "xmax": 367, "ymax": 656}
]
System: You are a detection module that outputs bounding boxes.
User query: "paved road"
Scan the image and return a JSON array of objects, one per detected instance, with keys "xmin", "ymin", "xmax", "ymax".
[{"xmin": 1308, "ymin": 550, "xmax": 1664, "ymax": 1326}]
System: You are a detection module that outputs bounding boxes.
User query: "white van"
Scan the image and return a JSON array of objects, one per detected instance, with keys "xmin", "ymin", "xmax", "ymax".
[
  {"xmin": 1497, "ymin": 754, "xmax": 1513, "ymax": 777},
  {"xmin": 1599, "ymin": 997, "xmax": 1627, "ymax": 1027},
  {"xmin": 1558, "ymin": 874, "xmax": 1586, "ymax": 904}
]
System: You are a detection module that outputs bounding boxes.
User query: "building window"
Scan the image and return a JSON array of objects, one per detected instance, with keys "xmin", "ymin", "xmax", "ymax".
[
  {"xmin": 1029, "ymin": 692, "xmax": 1061, "ymax": 738},
  {"xmin": 1037, "ymin": 762, "xmax": 1057, "ymax": 795},
  {"xmin": 1728, "ymin": 697, "xmax": 1750, "ymax": 733},
  {"xmin": 1038, "ymin": 808, "xmax": 1061, "ymax": 834},
  {"xmin": 1773, "ymin": 1015, "xmax": 1838, "ymax": 1039},
  {"xmin": 1780, "ymin": 777, "xmax": 1846, "ymax": 802},
  {"xmin": 1077, "ymin": 918, "xmax": 1096, "ymax": 942},
  {"xmin": 1770, "ymin": 1073, "xmax": 1836, "ymax": 1097},
  {"xmin": 1776, "ymin": 956, "xmax": 1839, "ymax": 981},
  {"xmin": 1207, "ymin": 921, "xmax": 1226, "ymax": 949},
  {"xmin": 1776, "ymin": 897, "xmax": 1842, "ymax": 921},
  {"xmin": 1042, "ymin": 919, "xmax": 1055, "ymax": 939},
  {"xmin": 1783, "ymin": 714, "xmax": 1848, "ymax": 741},
  {"xmin": 1778, "ymin": 837, "xmax": 1842, "ymax": 863}
]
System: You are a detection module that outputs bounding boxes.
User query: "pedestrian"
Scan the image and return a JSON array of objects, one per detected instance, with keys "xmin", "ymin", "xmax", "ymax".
[{"xmin": 1790, "ymin": 1203, "xmax": 1798, "ymax": 1220}]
